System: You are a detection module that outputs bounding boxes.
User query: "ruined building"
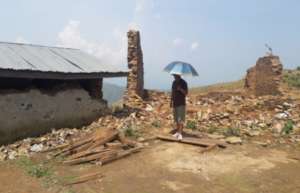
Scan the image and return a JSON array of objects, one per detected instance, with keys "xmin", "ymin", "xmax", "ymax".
[
  {"xmin": 124, "ymin": 30, "xmax": 144, "ymax": 104},
  {"xmin": 245, "ymin": 55, "xmax": 283, "ymax": 96},
  {"xmin": 0, "ymin": 42, "xmax": 128, "ymax": 144}
]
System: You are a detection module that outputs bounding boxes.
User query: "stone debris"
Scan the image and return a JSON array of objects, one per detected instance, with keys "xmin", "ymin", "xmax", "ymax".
[
  {"xmin": 226, "ymin": 136, "xmax": 243, "ymax": 144},
  {"xmin": 30, "ymin": 144, "xmax": 44, "ymax": 152}
]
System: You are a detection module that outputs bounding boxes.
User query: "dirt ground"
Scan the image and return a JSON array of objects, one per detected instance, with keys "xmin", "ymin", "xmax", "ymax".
[{"xmin": 1, "ymin": 140, "xmax": 300, "ymax": 193}]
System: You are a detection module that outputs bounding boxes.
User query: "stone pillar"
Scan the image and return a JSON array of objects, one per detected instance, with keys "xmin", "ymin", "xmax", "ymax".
[
  {"xmin": 124, "ymin": 30, "xmax": 144, "ymax": 103},
  {"xmin": 245, "ymin": 55, "xmax": 283, "ymax": 96}
]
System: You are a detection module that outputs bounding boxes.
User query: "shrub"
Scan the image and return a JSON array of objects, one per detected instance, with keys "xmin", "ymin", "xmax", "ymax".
[
  {"xmin": 151, "ymin": 120, "xmax": 161, "ymax": 128},
  {"xmin": 283, "ymin": 72, "xmax": 300, "ymax": 88},
  {"xmin": 123, "ymin": 126, "xmax": 140, "ymax": 138},
  {"xmin": 223, "ymin": 127, "xmax": 241, "ymax": 137},
  {"xmin": 186, "ymin": 120, "xmax": 197, "ymax": 130},
  {"xmin": 281, "ymin": 120, "xmax": 294, "ymax": 135}
]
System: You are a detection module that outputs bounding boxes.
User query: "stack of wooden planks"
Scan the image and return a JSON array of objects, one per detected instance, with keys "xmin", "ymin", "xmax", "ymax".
[{"xmin": 46, "ymin": 128, "xmax": 142, "ymax": 165}]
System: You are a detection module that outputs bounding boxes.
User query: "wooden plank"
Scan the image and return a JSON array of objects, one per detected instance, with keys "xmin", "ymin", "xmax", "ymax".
[
  {"xmin": 67, "ymin": 146, "xmax": 107, "ymax": 160},
  {"xmin": 65, "ymin": 171, "xmax": 103, "ymax": 185},
  {"xmin": 157, "ymin": 135, "xmax": 226, "ymax": 148},
  {"xmin": 53, "ymin": 137, "xmax": 92, "ymax": 157},
  {"xmin": 63, "ymin": 150, "xmax": 118, "ymax": 165},
  {"xmin": 41, "ymin": 143, "xmax": 69, "ymax": 153},
  {"xmin": 88, "ymin": 130, "xmax": 119, "ymax": 150},
  {"xmin": 100, "ymin": 146, "xmax": 143, "ymax": 165}
]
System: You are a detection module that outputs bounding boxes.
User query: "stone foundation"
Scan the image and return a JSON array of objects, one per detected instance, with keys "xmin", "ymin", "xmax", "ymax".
[{"xmin": 245, "ymin": 55, "xmax": 283, "ymax": 96}]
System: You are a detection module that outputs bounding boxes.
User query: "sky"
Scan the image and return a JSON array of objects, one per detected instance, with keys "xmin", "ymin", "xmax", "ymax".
[{"xmin": 0, "ymin": 0, "xmax": 300, "ymax": 89}]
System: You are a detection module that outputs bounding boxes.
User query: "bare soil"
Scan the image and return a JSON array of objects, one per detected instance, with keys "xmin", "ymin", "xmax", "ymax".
[{"xmin": 1, "ymin": 141, "xmax": 300, "ymax": 193}]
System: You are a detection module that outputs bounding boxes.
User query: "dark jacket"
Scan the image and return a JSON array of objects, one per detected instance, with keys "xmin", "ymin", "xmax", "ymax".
[{"xmin": 171, "ymin": 78, "xmax": 188, "ymax": 107}]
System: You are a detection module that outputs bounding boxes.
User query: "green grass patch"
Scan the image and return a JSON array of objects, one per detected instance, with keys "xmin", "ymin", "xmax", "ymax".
[
  {"xmin": 207, "ymin": 126, "xmax": 219, "ymax": 134},
  {"xmin": 281, "ymin": 120, "xmax": 294, "ymax": 135},
  {"xmin": 151, "ymin": 120, "xmax": 161, "ymax": 128},
  {"xmin": 223, "ymin": 127, "xmax": 241, "ymax": 137},
  {"xmin": 16, "ymin": 156, "xmax": 53, "ymax": 179},
  {"xmin": 123, "ymin": 126, "xmax": 140, "ymax": 138},
  {"xmin": 186, "ymin": 120, "xmax": 197, "ymax": 130},
  {"xmin": 283, "ymin": 70, "xmax": 300, "ymax": 88}
]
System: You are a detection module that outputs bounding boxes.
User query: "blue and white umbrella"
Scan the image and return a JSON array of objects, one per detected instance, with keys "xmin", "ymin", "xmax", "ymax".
[{"xmin": 163, "ymin": 61, "xmax": 199, "ymax": 77}]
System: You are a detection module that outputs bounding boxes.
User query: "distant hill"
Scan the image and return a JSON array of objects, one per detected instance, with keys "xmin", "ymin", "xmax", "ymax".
[
  {"xmin": 190, "ymin": 79, "xmax": 244, "ymax": 94},
  {"xmin": 101, "ymin": 68, "xmax": 300, "ymax": 104},
  {"xmin": 102, "ymin": 83, "xmax": 125, "ymax": 105}
]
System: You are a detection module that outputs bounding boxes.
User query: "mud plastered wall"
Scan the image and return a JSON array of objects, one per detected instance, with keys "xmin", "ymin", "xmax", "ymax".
[{"xmin": 0, "ymin": 88, "xmax": 106, "ymax": 144}]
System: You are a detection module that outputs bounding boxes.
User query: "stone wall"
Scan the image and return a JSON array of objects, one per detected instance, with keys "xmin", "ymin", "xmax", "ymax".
[
  {"xmin": 124, "ymin": 30, "xmax": 144, "ymax": 103},
  {"xmin": 0, "ymin": 88, "xmax": 107, "ymax": 144},
  {"xmin": 245, "ymin": 55, "xmax": 283, "ymax": 96}
]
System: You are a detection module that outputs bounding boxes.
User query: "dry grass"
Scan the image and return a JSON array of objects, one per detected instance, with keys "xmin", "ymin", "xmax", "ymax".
[{"xmin": 189, "ymin": 79, "xmax": 244, "ymax": 94}]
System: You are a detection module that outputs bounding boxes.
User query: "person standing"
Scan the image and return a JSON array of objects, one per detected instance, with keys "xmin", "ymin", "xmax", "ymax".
[{"xmin": 170, "ymin": 74, "xmax": 188, "ymax": 140}]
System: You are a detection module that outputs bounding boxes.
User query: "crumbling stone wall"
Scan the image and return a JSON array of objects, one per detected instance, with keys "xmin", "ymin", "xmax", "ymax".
[
  {"xmin": 0, "ymin": 88, "xmax": 107, "ymax": 145},
  {"xmin": 124, "ymin": 30, "xmax": 144, "ymax": 103},
  {"xmin": 245, "ymin": 55, "xmax": 283, "ymax": 96}
]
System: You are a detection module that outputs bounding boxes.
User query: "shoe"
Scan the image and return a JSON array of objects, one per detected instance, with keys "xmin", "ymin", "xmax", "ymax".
[
  {"xmin": 177, "ymin": 134, "xmax": 183, "ymax": 140},
  {"xmin": 172, "ymin": 132, "xmax": 179, "ymax": 138}
]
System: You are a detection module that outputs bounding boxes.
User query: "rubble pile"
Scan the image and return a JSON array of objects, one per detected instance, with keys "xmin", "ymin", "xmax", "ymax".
[
  {"xmin": 0, "ymin": 128, "xmax": 90, "ymax": 161},
  {"xmin": 1, "ymin": 88, "xmax": 300, "ymax": 161},
  {"xmin": 190, "ymin": 91, "xmax": 300, "ymax": 144}
]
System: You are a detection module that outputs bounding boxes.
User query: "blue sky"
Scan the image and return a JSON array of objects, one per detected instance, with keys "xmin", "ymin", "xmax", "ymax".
[{"xmin": 0, "ymin": 0, "xmax": 299, "ymax": 89}]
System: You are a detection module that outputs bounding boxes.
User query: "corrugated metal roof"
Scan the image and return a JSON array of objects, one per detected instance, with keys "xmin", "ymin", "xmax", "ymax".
[{"xmin": 0, "ymin": 42, "xmax": 128, "ymax": 75}]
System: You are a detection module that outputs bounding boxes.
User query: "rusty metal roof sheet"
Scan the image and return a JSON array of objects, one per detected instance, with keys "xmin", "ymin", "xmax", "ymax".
[{"xmin": 0, "ymin": 42, "xmax": 128, "ymax": 79}]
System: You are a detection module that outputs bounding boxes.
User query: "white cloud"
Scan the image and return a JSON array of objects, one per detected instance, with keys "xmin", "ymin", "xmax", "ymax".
[
  {"xmin": 15, "ymin": 36, "xmax": 29, "ymax": 44},
  {"xmin": 191, "ymin": 42, "xmax": 199, "ymax": 50},
  {"xmin": 57, "ymin": 20, "xmax": 126, "ymax": 68},
  {"xmin": 173, "ymin": 38, "xmax": 184, "ymax": 47}
]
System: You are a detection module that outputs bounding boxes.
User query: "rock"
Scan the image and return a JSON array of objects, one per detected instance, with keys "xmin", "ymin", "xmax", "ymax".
[
  {"xmin": 0, "ymin": 152, "xmax": 7, "ymax": 161},
  {"xmin": 145, "ymin": 104, "xmax": 153, "ymax": 111},
  {"xmin": 137, "ymin": 137, "xmax": 145, "ymax": 142},
  {"xmin": 244, "ymin": 120, "xmax": 254, "ymax": 127},
  {"xmin": 246, "ymin": 130, "xmax": 261, "ymax": 137},
  {"xmin": 253, "ymin": 141, "xmax": 268, "ymax": 147},
  {"xmin": 275, "ymin": 113, "xmax": 288, "ymax": 119},
  {"xmin": 226, "ymin": 136, "xmax": 242, "ymax": 144},
  {"xmin": 30, "ymin": 144, "xmax": 44, "ymax": 152},
  {"xmin": 273, "ymin": 122, "xmax": 284, "ymax": 133},
  {"xmin": 207, "ymin": 134, "xmax": 225, "ymax": 139},
  {"xmin": 8, "ymin": 151, "xmax": 17, "ymax": 160}
]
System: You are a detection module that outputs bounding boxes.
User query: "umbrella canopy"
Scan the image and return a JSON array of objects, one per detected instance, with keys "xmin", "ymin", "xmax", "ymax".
[{"xmin": 163, "ymin": 61, "xmax": 199, "ymax": 76}]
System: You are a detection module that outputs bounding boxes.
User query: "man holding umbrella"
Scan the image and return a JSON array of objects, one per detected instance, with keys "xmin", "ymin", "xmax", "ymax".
[
  {"xmin": 164, "ymin": 61, "xmax": 198, "ymax": 140},
  {"xmin": 171, "ymin": 74, "xmax": 188, "ymax": 140}
]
